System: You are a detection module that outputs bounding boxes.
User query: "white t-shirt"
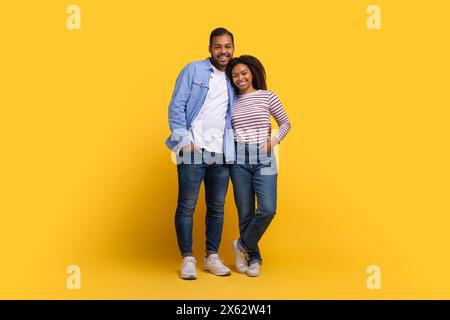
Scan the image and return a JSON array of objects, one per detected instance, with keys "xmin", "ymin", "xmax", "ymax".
[{"xmin": 190, "ymin": 64, "xmax": 229, "ymax": 153}]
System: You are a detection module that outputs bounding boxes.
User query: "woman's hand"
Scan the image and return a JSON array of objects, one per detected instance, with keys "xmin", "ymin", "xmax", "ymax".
[{"xmin": 259, "ymin": 138, "xmax": 278, "ymax": 154}]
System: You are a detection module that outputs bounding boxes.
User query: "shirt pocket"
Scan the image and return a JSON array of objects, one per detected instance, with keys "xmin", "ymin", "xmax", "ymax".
[{"xmin": 188, "ymin": 79, "xmax": 209, "ymax": 111}]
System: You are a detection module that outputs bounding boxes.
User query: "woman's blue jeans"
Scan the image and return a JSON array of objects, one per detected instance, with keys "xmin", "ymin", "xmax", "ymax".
[{"xmin": 230, "ymin": 142, "xmax": 278, "ymax": 265}]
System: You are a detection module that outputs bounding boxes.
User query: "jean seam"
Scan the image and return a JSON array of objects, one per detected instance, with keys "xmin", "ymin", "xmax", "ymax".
[{"xmin": 237, "ymin": 239, "xmax": 249, "ymax": 253}]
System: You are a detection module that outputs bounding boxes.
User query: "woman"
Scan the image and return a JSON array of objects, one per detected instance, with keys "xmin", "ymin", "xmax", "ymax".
[{"xmin": 226, "ymin": 55, "xmax": 291, "ymax": 277}]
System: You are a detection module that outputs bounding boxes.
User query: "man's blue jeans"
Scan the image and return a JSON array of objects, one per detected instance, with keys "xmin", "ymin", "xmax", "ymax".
[
  {"xmin": 175, "ymin": 149, "xmax": 230, "ymax": 257},
  {"xmin": 230, "ymin": 142, "xmax": 278, "ymax": 265}
]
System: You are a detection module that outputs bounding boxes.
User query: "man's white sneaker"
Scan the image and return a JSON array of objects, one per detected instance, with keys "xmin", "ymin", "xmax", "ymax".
[
  {"xmin": 180, "ymin": 256, "xmax": 197, "ymax": 280},
  {"xmin": 203, "ymin": 254, "xmax": 231, "ymax": 276},
  {"xmin": 232, "ymin": 240, "xmax": 248, "ymax": 273},
  {"xmin": 246, "ymin": 262, "xmax": 260, "ymax": 277}
]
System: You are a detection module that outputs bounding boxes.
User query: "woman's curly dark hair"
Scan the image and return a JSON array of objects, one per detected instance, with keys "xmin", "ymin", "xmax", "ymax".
[{"xmin": 226, "ymin": 55, "xmax": 267, "ymax": 93}]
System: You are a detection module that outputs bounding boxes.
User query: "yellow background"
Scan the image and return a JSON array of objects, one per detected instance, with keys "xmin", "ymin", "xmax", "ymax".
[{"xmin": 1, "ymin": 0, "xmax": 449, "ymax": 299}]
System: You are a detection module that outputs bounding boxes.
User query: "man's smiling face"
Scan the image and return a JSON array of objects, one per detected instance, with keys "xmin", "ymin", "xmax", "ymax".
[{"xmin": 209, "ymin": 34, "xmax": 234, "ymax": 71}]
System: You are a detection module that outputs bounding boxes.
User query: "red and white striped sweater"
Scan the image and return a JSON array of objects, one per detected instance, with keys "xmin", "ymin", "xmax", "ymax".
[{"xmin": 231, "ymin": 90, "xmax": 291, "ymax": 144}]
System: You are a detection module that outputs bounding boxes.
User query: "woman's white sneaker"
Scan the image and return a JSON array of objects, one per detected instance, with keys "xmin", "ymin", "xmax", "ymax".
[
  {"xmin": 246, "ymin": 262, "xmax": 260, "ymax": 277},
  {"xmin": 180, "ymin": 256, "xmax": 197, "ymax": 280},
  {"xmin": 232, "ymin": 240, "xmax": 249, "ymax": 273},
  {"xmin": 203, "ymin": 254, "xmax": 231, "ymax": 276}
]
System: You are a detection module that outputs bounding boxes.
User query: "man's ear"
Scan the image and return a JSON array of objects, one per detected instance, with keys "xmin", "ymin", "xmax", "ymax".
[{"xmin": 208, "ymin": 46, "xmax": 212, "ymax": 54}]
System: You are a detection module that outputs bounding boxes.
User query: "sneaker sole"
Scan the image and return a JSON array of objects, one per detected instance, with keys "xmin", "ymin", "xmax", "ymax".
[
  {"xmin": 246, "ymin": 272, "xmax": 259, "ymax": 277},
  {"xmin": 236, "ymin": 267, "xmax": 248, "ymax": 274},
  {"xmin": 180, "ymin": 274, "xmax": 197, "ymax": 280},
  {"xmin": 203, "ymin": 268, "xmax": 231, "ymax": 276}
]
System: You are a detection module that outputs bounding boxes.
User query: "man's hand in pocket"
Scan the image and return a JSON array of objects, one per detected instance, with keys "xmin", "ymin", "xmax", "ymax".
[{"xmin": 182, "ymin": 143, "xmax": 202, "ymax": 153}]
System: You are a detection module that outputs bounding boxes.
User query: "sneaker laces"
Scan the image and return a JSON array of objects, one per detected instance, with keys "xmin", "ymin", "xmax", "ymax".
[
  {"xmin": 248, "ymin": 262, "xmax": 260, "ymax": 270},
  {"xmin": 235, "ymin": 241, "xmax": 249, "ymax": 262},
  {"xmin": 207, "ymin": 254, "xmax": 224, "ymax": 265},
  {"xmin": 238, "ymin": 251, "xmax": 249, "ymax": 264},
  {"xmin": 183, "ymin": 257, "xmax": 196, "ymax": 267}
]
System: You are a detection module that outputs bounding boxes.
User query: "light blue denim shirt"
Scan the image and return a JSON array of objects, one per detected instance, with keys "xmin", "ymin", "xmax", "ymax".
[{"xmin": 165, "ymin": 58, "xmax": 236, "ymax": 163}]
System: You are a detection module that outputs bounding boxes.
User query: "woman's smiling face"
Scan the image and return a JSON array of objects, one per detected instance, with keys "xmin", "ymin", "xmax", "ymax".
[{"xmin": 232, "ymin": 63, "xmax": 254, "ymax": 93}]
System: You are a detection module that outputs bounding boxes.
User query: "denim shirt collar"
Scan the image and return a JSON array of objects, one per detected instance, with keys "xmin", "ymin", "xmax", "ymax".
[
  {"xmin": 203, "ymin": 57, "xmax": 235, "ymax": 89},
  {"xmin": 203, "ymin": 58, "xmax": 229, "ymax": 76},
  {"xmin": 203, "ymin": 58, "xmax": 214, "ymax": 71}
]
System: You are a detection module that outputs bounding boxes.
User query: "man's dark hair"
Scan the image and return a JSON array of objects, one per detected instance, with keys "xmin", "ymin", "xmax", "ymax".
[
  {"xmin": 226, "ymin": 55, "xmax": 267, "ymax": 93},
  {"xmin": 209, "ymin": 27, "xmax": 234, "ymax": 46}
]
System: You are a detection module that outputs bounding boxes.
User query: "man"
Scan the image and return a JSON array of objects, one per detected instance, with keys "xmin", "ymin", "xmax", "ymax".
[{"xmin": 165, "ymin": 28, "xmax": 236, "ymax": 279}]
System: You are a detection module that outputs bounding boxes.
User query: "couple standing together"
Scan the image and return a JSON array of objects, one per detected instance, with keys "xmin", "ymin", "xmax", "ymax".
[{"xmin": 165, "ymin": 28, "xmax": 291, "ymax": 279}]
